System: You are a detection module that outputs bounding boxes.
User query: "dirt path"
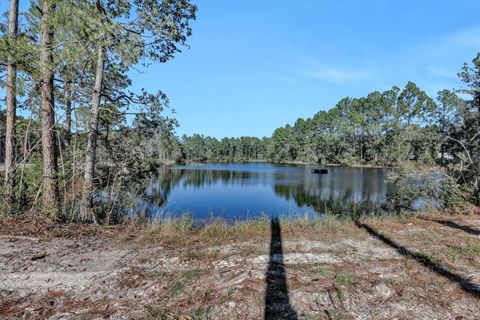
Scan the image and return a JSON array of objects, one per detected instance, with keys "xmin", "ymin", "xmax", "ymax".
[{"xmin": 0, "ymin": 213, "xmax": 479, "ymax": 319}]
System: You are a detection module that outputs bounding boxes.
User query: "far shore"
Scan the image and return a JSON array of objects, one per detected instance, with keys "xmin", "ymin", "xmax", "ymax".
[{"xmin": 179, "ymin": 159, "xmax": 400, "ymax": 169}]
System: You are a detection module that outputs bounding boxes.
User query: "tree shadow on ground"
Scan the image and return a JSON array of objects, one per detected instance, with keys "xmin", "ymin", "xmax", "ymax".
[
  {"xmin": 422, "ymin": 218, "xmax": 480, "ymax": 236},
  {"xmin": 355, "ymin": 220, "xmax": 480, "ymax": 298},
  {"xmin": 264, "ymin": 217, "xmax": 298, "ymax": 320}
]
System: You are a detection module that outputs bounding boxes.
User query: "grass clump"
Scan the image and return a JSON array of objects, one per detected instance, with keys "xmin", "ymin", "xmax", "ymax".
[
  {"xmin": 200, "ymin": 219, "xmax": 231, "ymax": 239},
  {"xmin": 225, "ymin": 287, "xmax": 236, "ymax": 299},
  {"xmin": 380, "ymin": 277, "xmax": 395, "ymax": 286},
  {"xmin": 184, "ymin": 250, "xmax": 200, "ymax": 260},
  {"xmin": 334, "ymin": 272, "xmax": 357, "ymax": 286},
  {"xmin": 444, "ymin": 247, "xmax": 462, "ymax": 262},
  {"xmin": 229, "ymin": 214, "xmax": 270, "ymax": 239},
  {"xmin": 168, "ymin": 279, "xmax": 186, "ymax": 298},
  {"xmin": 312, "ymin": 266, "xmax": 334, "ymax": 277},
  {"xmin": 167, "ymin": 269, "xmax": 202, "ymax": 299},
  {"xmin": 147, "ymin": 213, "xmax": 193, "ymax": 239},
  {"xmin": 188, "ymin": 306, "xmax": 212, "ymax": 319},
  {"xmin": 444, "ymin": 238, "xmax": 480, "ymax": 262},
  {"xmin": 144, "ymin": 306, "xmax": 169, "ymax": 320},
  {"xmin": 181, "ymin": 269, "xmax": 200, "ymax": 279}
]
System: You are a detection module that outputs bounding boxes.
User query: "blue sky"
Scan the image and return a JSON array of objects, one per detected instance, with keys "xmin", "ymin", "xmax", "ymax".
[
  {"xmin": 3, "ymin": 1, "xmax": 480, "ymax": 138},
  {"xmin": 132, "ymin": 0, "xmax": 480, "ymax": 138}
]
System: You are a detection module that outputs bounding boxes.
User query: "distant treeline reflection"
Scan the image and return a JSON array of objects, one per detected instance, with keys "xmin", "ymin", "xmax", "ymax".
[{"xmin": 138, "ymin": 165, "xmax": 389, "ymax": 219}]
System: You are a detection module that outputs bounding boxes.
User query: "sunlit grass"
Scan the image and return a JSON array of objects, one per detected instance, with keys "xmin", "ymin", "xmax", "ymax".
[
  {"xmin": 141, "ymin": 209, "xmax": 365, "ymax": 246},
  {"xmin": 136, "ymin": 206, "xmax": 480, "ymax": 248}
]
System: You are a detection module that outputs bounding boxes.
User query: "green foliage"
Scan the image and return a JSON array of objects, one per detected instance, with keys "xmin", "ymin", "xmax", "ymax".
[
  {"xmin": 312, "ymin": 266, "xmax": 334, "ymax": 277},
  {"xmin": 179, "ymin": 81, "xmax": 448, "ymax": 167},
  {"xmin": 386, "ymin": 164, "xmax": 465, "ymax": 214},
  {"xmin": 0, "ymin": 150, "xmax": 44, "ymax": 215},
  {"xmin": 144, "ymin": 306, "xmax": 169, "ymax": 320},
  {"xmin": 334, "ymin": 272, "xmax": 357, "ymax": 286},
  {"xmin": 438, "ymin": 178, "xmax": 466, "ymax": 209},
  {"xmin": 452, "ymin": 53, "xmax": 480, "ymax": 205},
  {"xmin": 180, "ymin": 134, "xmax": 269, "ymax": 163},
  {"xmin": 15, "ymin": 157, "xmax": 44, "ymax": 211}
]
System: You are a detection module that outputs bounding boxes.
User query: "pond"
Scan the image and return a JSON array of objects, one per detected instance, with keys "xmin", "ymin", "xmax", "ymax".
[{"xmin": 136, "ymin": 163, "xmax": 390, "ymax": 223}]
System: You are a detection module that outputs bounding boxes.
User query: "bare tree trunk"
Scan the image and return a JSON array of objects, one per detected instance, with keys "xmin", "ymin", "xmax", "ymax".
[
  {"xmin": 65, "ymin": 80, "xmax": 73, "ymax": 149},
  {"xmin": 3, "ymin": 0, "xmax": 19, "ymax": 213},
  {"xmin": 63, "ymin": 79, "xmax": 73, "ymax": 165},
  {"xmin": 39, "ymin": 0, "xmax": 59, "ymax": 218},
  {"xmin": 80, "ymin": 45, "xmax": 104, "ymax": 223}
]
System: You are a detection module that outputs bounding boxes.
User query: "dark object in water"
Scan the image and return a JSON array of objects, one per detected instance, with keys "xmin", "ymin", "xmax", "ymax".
[{"xmin": 312, "ymin": 168, "xmax": 328, "ymax": 174}]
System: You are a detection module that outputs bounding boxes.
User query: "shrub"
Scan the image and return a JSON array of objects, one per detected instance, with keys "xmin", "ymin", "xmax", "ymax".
[{"xmin": 386, "ymin": 163, "xmax": 465, "ymax": 214}]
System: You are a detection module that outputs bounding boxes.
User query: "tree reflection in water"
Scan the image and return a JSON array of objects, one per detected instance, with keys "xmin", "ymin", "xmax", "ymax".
[{"xmin": 136, "ymin": 164, "xmax": 388, "ymax": 220}]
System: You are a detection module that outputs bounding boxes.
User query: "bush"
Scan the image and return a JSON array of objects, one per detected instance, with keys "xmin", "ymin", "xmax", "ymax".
[{"xmin": 386, "ymin": 163, "xmax": 465, "ymax": 214}]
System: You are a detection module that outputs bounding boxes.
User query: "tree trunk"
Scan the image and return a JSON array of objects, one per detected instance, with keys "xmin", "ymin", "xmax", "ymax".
[
  {"xmin": 80, "ymin": 45, "xmax": 105, "ymax": 223},
  {"xmin": 39, "ymin": 0, "xmax": 60, "ymax": 217},
  {"xmin": 3, "ymin": 0, "xmax": 19, "ymax": 213},
  {"xmin": 65, "ymin": 80, "xmax": 73, "ymax": 149}
]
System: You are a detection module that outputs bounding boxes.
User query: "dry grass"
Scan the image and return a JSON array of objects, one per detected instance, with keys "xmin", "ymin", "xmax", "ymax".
[
  {"xmin": 141, "ymin": 213, "xmax": 362, "ymax": 248},
  {"xmin": 146, "ymin": 214, "xmax": 193, "ymax": 239},
  {"xmin": 2, "ymin": 207, "xmax": 479, "ymax": 319},
  {"xmin": 2, "ymin": 205, "xmax": 478, "ymax": 247}
]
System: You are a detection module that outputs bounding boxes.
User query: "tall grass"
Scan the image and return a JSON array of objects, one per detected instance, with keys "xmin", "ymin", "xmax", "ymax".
[
  {"xmin": 147, "ymin": 211, "xmax": 193, "ymax": 239},
  {"xmin": 143, "ymin": 210, "xmax": 363, "ymax": 244}
]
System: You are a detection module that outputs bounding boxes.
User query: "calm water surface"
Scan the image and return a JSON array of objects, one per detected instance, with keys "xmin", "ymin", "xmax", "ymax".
[{"xmin": 138, "ymin": 163, "xmax": 389, "ymax": 222}]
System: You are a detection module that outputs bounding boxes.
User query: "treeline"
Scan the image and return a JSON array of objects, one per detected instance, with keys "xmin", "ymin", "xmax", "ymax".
[
  {"xmin": 181, "ymin": 82, "xmax": 458, "ymax": 166},
  {"xmin": 179, "ymin": 64, "xmax": 480, "ymax": 205},
  {"xmin": 270, "ymin": 82, "xmax": 442, "ymax": 166},
  {"xmin": 180, "ymin": 82, "xmax": 458, "ymax": 165},
  {"xmin": 179, "ymin": 135, "xmax": 270, "ymax": 163},
  {"xmin": 0, "ymin": 0, "xmax": 197, "ymax": 222}
]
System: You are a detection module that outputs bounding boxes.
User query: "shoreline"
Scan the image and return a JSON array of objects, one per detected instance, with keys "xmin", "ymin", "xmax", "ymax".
[{"xmin": 177, "ymin": 159, "xmax": 399, "ymax": 169}]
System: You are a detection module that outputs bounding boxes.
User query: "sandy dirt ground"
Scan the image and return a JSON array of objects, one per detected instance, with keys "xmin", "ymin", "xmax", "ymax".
[{"xmin": 0, "ymin": 212, "xmax": 479, "ymax": 319}]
